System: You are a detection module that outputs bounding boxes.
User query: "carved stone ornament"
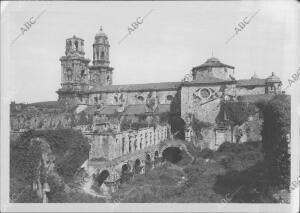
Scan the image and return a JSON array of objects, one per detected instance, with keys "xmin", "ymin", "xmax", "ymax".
[{"xmin": 145, "ymin": 92, "xmax": 158, "ymax": 112}]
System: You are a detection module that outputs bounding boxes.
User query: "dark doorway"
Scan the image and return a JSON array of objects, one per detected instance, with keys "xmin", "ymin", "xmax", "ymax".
[
  {"xmin": 121, "ymin": 163, "xmax": 132, "ymax": 184},
  {"xmin": 146, "ymin": 153, "xmax": 151, "ymax": 161},
  {"xmin": 134, "ymin": 159, "xmax": 142, "ymax": 174},
  {"xmin": 122, "ymin": 164, "xmax": 129, "ymax": 173},
  {"xmin": 95, "ymin": 170, "xmax": 109, "ymax": 187},
  {"xmin": 155, "ymin": 151, "xmax": 159, "ymax": 157},
  {"xmin": 169, "ymin": 116, "xmax": 185, "ymax": 140},
  {"xmin": 162, "ymin": 147, "xmax": 182, "ymax": 164}
]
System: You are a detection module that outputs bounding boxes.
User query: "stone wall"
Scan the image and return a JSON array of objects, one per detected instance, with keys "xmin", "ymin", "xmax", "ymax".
[
  {"xmin": 236, "ymin": 86, "xmax": 265, "ymax": 96},
  {"xmin": 181, "ymin": 84, "xmax": 235, "ymax": 123},
  {"xmin": 194, "ymin": 67, "xmax": 234, "ymax": 81},
  {"xmin": 10, "ymin": 103, "xmax": 93, "ymax": 131},
  {"xmin": 89, "ymin": 90, "xmax": 179, "ymax": 106},
  {"xmin": 87, "ymin": 125, "xmax": 169, "ymax": 161}
]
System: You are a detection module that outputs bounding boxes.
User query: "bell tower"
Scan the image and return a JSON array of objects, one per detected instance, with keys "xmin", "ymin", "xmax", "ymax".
[
  {"xmin": 57, "ymin": 35, "xmax": 90, "ymax": 104},
  {"xmin": 89, "ymin": 27, "xmax": 114, "ymax": 88}
]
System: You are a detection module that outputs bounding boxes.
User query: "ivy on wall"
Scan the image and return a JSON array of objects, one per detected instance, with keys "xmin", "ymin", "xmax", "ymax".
[
  {"xmin": 258, "ymin": 95, "xmax": 290, "ymax": 188},
  {"xmin": 220, "ymin": 101, "xmax": 257, "ymax": 126}
]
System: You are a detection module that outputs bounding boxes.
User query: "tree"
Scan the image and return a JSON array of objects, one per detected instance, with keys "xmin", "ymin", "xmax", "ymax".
[{"xmin": 259, "ymin": 95, "xmax": 290, "ymax": 188}]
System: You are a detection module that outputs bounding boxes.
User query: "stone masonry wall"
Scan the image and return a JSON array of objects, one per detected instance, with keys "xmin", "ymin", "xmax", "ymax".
[
  {"xmin": 89, "ymin": 90, "xmax": 178, "ymax": 106},
  {"xmin": 87, "ymin": 125, "xmax": 169, "ymax": 161}
]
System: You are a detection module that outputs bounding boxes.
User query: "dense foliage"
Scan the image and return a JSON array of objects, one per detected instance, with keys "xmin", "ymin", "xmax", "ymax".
[
  {"xmin": 220, "ymin": 101, "xmax": 257, "ymax": 126},
  {"xmin": 111, "ymin": 140, "xmax": 266, "ymax": 203},
  {"xmin": 190, "ymin": 115, "xmax": 212, "ymax": 140},
  {"xmin": 11, "ymin": 129, "xmax": 90, "ymax": 185},
  {"xmin": 258, "ymin": 95, "xmax": 291, "ymax": 188}
]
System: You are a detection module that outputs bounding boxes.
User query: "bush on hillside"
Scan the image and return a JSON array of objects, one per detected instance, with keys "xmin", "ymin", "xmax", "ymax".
[
  {"xmin": 198, "ymin": 148, "xmax": 214, "ymax": 159},
  {"xmin": 217, "ymin": 141, "xmax": 260, "ymax": 154}
]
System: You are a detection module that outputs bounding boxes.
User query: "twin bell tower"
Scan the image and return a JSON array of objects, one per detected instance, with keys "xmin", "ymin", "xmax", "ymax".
[{"xmin": 57, "ymin": 27, "xmax": 113, "ymax": 104}]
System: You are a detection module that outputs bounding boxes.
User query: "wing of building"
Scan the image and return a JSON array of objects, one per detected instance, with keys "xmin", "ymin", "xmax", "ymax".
[{"xmin": 56, "ymin": 27, "xmax": 283, "ymax": 123}]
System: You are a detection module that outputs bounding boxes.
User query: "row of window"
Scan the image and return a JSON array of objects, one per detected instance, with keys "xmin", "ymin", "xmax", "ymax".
[
  {"xmin": 136, "ymin": 95, "xmax": 174, "ymax": 102},
  {"xmin": 67, "ymin": 40, "xmax": 84, "ymax": 52}
]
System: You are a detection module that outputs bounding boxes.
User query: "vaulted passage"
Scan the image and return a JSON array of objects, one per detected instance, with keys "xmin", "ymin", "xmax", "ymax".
[
  {"xmin": 95, "ymin": 170, "xmax": 110, "ymax": 187},
  {"xmin": 162, "ymin": 147, "xmax": 182, "ymax": 164}
]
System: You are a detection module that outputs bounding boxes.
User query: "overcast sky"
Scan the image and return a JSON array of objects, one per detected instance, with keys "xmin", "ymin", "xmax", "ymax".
[{"xmin": 1, "ymin": 1, "xmax": 299, "ymax": 103}]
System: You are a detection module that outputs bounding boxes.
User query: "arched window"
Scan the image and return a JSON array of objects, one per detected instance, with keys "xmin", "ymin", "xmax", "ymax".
[
  {"xmin": 78, "ymin": 95, "xmax": 83, "ymax": 102},
  {"xmin": 81, "ymin": 70, "xmax": 85, "ymax": 78},
  {"xmin": 101, "ymin": 51, "xmax": 104, "ymax": 59},
  {"xmin": 122, "ymin": 138, "xmax": 125, "ymax": 154},
  {"xmin": 107, "ymin": 75, "xmax": 110, "ymax": 82},
  {"xmin": 94, "ymin": 97, "xmax": 98, "ymax": 103},
  {"xmin": 129, "ymin": 141, "xmax": 132, "ymax": 153},
  {"xmin": 134, "ymin": 139, "xmax": 137, "ymax": 150},
  {"xmin": 96, "ymin": 51, "xmax": 99, "ymax": 59},
  {"xmin": 75, "ymin": 40, "xmax": 78, "ymax": 50}
]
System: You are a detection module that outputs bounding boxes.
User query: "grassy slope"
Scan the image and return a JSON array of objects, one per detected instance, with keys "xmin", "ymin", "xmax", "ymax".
[{"xmin": 111, "ymin": 141, "xmax": 266, "ymax": 203}]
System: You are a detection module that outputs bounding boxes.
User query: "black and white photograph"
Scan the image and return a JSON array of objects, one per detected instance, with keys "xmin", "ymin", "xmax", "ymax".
[{"xmin": 1, "ymin": 0, "xmax": 299, "ymax": 212}]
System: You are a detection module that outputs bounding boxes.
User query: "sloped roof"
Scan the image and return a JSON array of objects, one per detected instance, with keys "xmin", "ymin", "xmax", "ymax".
[
  {"xmin": 237, "ymin": 78, "xmax": 266, "ymax": 87},
  {"xmin": 183, "ymin": 76, "xmax": 235, "ymax": 86},
  {"xmin": 192, "ymin": 57, "xmax": 235, "ymax": 70},
  {"xmin": 90, "ymin": 82, "xmax": 182, "ymax": 93},
  {"xmin": 97, "ymin": 104, "xmax": 173, "ymax": 115},
  {"xmin": 237, "ymin": 94, "xmax": 275, "ymax": 103}
]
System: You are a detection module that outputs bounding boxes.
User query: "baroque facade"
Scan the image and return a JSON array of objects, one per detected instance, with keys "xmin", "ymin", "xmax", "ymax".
[
  {"xmin": 11, "ymin": 27, "xmax": 284, "ymax": 191},
  {"xmin": 56, "ymin": 28, "xmax": 282, "ymax": 142}
]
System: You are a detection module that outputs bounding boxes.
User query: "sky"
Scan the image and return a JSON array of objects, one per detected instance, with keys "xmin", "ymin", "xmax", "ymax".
[{"xmin": 1, "ymin": 1, "xmax": 299, "ymax": 103}]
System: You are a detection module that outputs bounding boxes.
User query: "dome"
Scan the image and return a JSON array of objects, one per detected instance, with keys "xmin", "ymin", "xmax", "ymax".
[
  {"xmin": 205, "ymin": 57, "xmax": 221, "ymax": 64},
  {"xmin": 266, "ymin": 72, "xmax": 281, "ymax": 83},
  {"xmin": 95, "ymin": 26, "xmax": 107, "ymax": 38}
]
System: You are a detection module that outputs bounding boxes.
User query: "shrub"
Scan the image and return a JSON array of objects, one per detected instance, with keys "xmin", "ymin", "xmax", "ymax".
[
  {"xmin": 188, "ymin": 114, "xmax": 212, "ymax": 140},
  {"xmin": 220, "ymin": 101, "xmax": 257, "ymax": 126},
  {"xmin": 198, "ymin": 148, "xmax": 214, "ymax": 159},
  {"xmin": 11, "ymin": 129, "xmax": 90, "ymax": 182},
  {"xmin": 217, "ymin": 141, "xmax": 260, "ymax": 154}
]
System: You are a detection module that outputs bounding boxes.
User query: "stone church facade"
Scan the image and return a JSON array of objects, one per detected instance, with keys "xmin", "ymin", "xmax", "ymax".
[
  {"xmin": 56, "ymin": 28, "xmax": 282, "ymax": 143},
  {"xmin": 10, "ymin": 27, "xmax": 284, "ymax": 189}
]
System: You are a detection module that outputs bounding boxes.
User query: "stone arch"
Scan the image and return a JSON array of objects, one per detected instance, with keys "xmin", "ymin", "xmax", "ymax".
[
  {"xmin": 146, "ymin": 153, "xmax": 151, "ymax": 161},
  {"xmin": 95, "ymin": 169, "xmax": 110, "ymax": 187},
  {"xmin": 121, "ymin": 163, "xmax": 130, "ymax": 173},
  {"xmin": 75, "ymin": 40, "xmax": 79, "ymax": 50},
  {"xmin": 121, "ymin": 163, "xmax": 132, "ymax": 184},
  {"xmin": 169, "ymin": 116, "xmax": 186, "ymax": 140},
  {"xmin": 154, "ymin": 150, "xmax": 159, "ymax": 157},
  {"xmin": 133, "ymin": 159, "xmax": 142, "ymax": 174},
  {"xmin": 162, "ymin": 146, "xmax": 182, "ymax": 164}
]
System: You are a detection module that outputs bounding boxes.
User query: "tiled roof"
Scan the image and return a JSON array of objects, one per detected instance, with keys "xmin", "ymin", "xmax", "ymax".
[
  {"xmin": 97, "ymin": 104, "xmax": 173, "ymax": 115},
  {"xmin": 183, "ymin": 76, "xmax": 234, "ymax": 86},
  {"xmin": 237, "ymin": 78, "xmax": 266, "ymax": 87},
  {"xmin": 192, "ymin": 57, "xmax": 235, "ymax": 70},
  {"xmin": 90, "ymin": 82, "xmax": 182, "ymax": 93},
  {"xmin": 237, "ymin": 94, "xmax": 275, "ymax": 103}
]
